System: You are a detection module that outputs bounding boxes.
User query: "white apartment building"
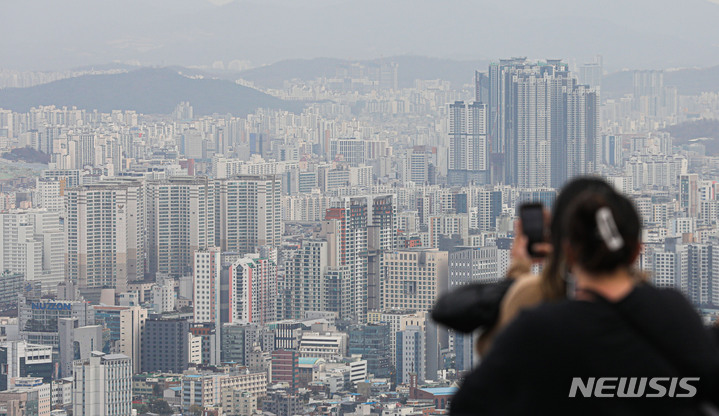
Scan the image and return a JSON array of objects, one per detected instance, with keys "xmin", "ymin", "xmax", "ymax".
[
  {"xmin": 0, "ymin": 209, "xmax": 64, "ymax": 291},
  {"xmin": 194, "ymin": 248, "xmax": 221, "ymax": 324},
  {"xmin": 428, "ymin": 214, "xmax": 469, "ymax": 248},
  {"xmin": 34, "ymin": 178, "xmax": 65, "ymax": 214},
  {"xmin": 146, "ymin": 177, "xmax": 215, "ymax": 277},
  {"xmin": 72, "ymin": 352, "xmax": 132, "ymax": 416},
  {"xmin": 216, "ymin": 175, "xmax": 282, "ymax": 253},
  {"xmin": 151, "ymin": 278, "xmax": 176, "ymax": 314},
  {"xmin": 65, "ymin": 179, "xmax": 145, "ymax": 293},
  {"xmin": 228, "ymin": 253, "xmax": 277, "ymax": 325}
]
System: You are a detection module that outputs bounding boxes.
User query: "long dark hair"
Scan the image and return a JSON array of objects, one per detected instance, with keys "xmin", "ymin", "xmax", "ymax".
[
  {"xmin": 564, "ymin": 190, "xmax": 641, "ymax": 274},
  {"xmin": 539, "ymin": 176, "xmax": 618, "ymax": 300}
]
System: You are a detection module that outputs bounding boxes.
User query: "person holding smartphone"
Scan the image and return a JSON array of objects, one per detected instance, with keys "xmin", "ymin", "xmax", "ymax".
[
  {"xmin": 475, "ymin": 176, "xmax": 619, "ymax": 356},
  {"xmin": 452, "ymin": 188, "xmax": 719, "ymax": 415}
]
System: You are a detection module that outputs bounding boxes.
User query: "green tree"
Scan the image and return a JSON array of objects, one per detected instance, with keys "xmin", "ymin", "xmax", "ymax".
[
  {"xmin": 148, "ymin": 398, "xmax": 173, "ymax": 415},
  {"xmin": 152, "ymin": 383, "xmax": 163, "ymax": 398},
  {"xmin": 133, "ymin": 403, "xmax": 149, "ymax": 414}
]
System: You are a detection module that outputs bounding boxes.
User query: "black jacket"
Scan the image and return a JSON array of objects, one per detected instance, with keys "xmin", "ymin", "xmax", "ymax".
[{"xmin": 451, "ymin": 285, "xmax": 719, "ymax": 415}]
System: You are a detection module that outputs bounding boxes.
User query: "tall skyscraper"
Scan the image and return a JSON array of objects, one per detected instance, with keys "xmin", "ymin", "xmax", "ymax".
[
  {"xmin": 65, "ymin": 179, "xmax": 145, "ymax": 294},
  {"xmin": 448, "ymin": 101, "xmax": 488, "ymax": 185},
  {"xmin": 487, "ymin": 58, "xmax": 598, "ymax": 187},
  {"xmin": 146, "ymin": 177, "xmax": 215, "ymax": 278},
  {"xmin": 216, "ymin": 176, "xmax": 282, "ymax": 254},
  {"xmin": 72, "ymin": 352, "xmax": 132, "ymax": 416},
  {"xmin": 0, "ymin": 209, "xmax": 65, "ymax": 291}
]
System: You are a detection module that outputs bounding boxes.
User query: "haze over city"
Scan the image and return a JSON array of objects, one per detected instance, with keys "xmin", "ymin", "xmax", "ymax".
[
  {"xmin": 3, "ymin": 0, "xmax": 719, "ymax": 70},
  {"xmin": 1, "ymin": 1, "xmax": 719, "ymax": 415}
]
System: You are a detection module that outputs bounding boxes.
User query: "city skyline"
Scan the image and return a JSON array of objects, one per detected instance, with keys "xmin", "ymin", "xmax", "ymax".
[{"xmin": 2, "ymin": 2, "xmax": 719, "ymax": 412}]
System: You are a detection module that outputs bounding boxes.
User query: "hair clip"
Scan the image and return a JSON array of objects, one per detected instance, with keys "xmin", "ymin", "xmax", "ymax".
[{"xmin": 596, "ymin": 207, "xmax": 624, "ymax": 251}]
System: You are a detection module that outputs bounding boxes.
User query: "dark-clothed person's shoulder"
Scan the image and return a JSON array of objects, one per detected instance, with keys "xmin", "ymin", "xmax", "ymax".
[{"xmin": 450, "ymin": 285, "xmax": 719, "ymax": 416}]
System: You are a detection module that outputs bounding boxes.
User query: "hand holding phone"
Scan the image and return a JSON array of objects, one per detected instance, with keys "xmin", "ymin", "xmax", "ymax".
[{"xmin": 519, "ymin": 202, "xmax": 546, "ymax": 258}]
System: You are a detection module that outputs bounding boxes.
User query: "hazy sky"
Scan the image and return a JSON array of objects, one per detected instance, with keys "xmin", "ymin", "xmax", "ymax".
[{"xmin": 2, "ymin": 0, "xmax": 719, "ymax": 71}]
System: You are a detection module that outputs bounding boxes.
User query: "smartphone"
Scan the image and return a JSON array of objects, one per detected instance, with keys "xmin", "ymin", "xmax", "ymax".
[{"xmin": 519, "ymin": 202, "xmax": 545, "ymax": 258}]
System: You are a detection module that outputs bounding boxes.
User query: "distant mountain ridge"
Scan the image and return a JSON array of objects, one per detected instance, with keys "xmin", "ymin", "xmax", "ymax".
[
  {"xmin": 234, "ymin": 56, "xmax": 490, "ymax": 89},
  {"xmin": 0, "ymin": 68, "xmax": 304, "ymax": 116}
]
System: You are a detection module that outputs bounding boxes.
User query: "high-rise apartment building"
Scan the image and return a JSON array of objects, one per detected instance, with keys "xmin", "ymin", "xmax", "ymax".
[
  {"xmin": 72, "ymin": 352, "xmax": 132, "ymax": 416},
  {"xmin": 487, "ymin": 58, "xmax": 599, "ymax": 187},
  {"xmin": 194, "ymin": 248, "xmax": 222, "ymax": 324},
  {"xmin": 680, "ymin": 174, "xmax": 699, "ymax": 218},
  {"xmin": 227, "ymin": 252, "xmax": 277, "ymax": 325},
  {"xmin": 146, "ymin": 177, "xmax": 215, "ymax": 277},
  {"xmin": 579, "ymin": 55, "xmax": 603, "ymax": 90},
  {"xmin": 684, "ymin": 244, "xmax": 719, "ymax": 307},
  {"xmin": 65, "ymin": 179, "xmax": 145, "ymax": 294},
  {"xmin": 323, "ymin": 195, "xmax": 397, "ymax": 322},
  {"xmin": 367, "ymin": 310, "xmax": 428, "ymax": 363},
  {"xmin": 329, "ymin": 138, "xmax": 366, "ymax": 166},
  {"xmin": 428, "ymin": 214, "xmax": 469, "ymax": 248},
  {"xmin": 216, "ymin": 176, "xmax": 282, "ymax": 254},
  {"xmin": 0, "ymin": 209, "xmax": 65, "ymax": 291},
  {"xmin": 648, "ymin": 239, "xmax": 719, "ymax": 308},
  {"xmin": 285, "ymin": 239, "xmax": 350, "ymax": 320},
  {"xmin": 75, "ymin": 133, "xmax": 97, "ymax": 169},
  {"xmin": 448, "ymin": 101, "xmax": 488, "ymax": 185},
  {"xmin": 34, "ymin": 177, "xmax": 65, "ymax": 214}
]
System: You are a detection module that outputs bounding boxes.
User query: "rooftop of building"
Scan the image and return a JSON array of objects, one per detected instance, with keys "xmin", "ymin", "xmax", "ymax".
[
  {"xmin": 418, "ymin": 387, "xmax": 458, "ymax": 396},
  {"xmin": 298, "ymin": 357, "xmax": 323, "ymax": 366}
]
